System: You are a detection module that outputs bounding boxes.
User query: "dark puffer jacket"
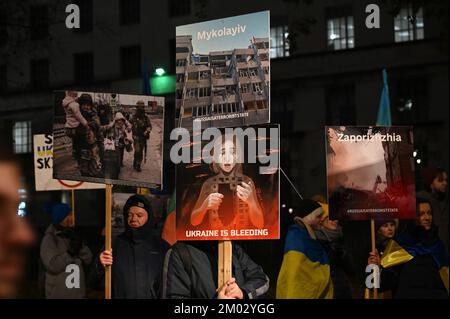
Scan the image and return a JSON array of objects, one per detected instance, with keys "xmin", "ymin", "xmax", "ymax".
[
  {"xmin": 94, "ymin": 197, "xmax": 169, "ymax": 299},
  {"xmin": 162, "ymin": 241, "xmax": 269, "ymax": 299}
]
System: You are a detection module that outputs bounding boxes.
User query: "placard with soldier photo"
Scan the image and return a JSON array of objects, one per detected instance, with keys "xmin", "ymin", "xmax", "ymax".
[{"xmin": 53, "ymin": 91, "xmax": 164, "ymax": 188}]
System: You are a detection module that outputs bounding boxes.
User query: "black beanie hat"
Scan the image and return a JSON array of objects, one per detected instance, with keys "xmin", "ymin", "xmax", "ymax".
[
  {"xmin": 123, "ymin": 195, "xmax": 152, "ymax": 221},
  {"xmin": 292, "ymin": 199, "xmax": 322, "ymax": 219}
]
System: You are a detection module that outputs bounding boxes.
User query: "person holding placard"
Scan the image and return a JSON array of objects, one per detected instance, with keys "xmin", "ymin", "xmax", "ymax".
[
  {"xmin": 97, "ymin": 195, "xmax": 168, "ymax": 298},
  {"xmin": 367, "ymin": 218, "xmax": 397, "ymax": 266},
  {"xmin": 368, "ymin": 197, "xmax": 449, "ymax": 299},
  {"xmin": 365, "ymin": 218, "xmax": 397, "ymax": 299},
  {"xmin": 162, "ymin": 240, "xmax": 269, "ymax": 299}
]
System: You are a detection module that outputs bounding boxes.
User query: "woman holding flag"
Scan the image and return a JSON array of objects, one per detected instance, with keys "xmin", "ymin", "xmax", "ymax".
[{"xmin": 368, "ymin": 196, "xmax": 449, "ymax": 299}]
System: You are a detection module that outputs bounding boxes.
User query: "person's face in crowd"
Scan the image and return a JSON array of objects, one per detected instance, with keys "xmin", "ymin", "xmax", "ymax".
[
  {"xmin": 417, "ymin": 202, "xmax": 433, "ymax": 231},
  {"xmin": 431, "ymin": 172, "xmax": 448, "ymax": 194},
  {"xmin": 60, "ymin": 213, "xmax": 74, "ymax": 228},
  {"xmin": 218, "ymin": 139, "xmax": 237, "ymax": 173},
  {"xmin": 303, "ymin": 209, "xmax": 324, "ymax": 228},
  {"xmin": 311, "ymin": 213, "xmax": 323, "ymax": 228},
  {"xmin": 379, "ymin": 222, "xmax": 396, "ymax": 239},
  {"xmin": 321, "ymin": 217, "xmax": 339, "ymax": 230},
  {"xmin": 127, "ymin": 206, "xmax": 148, "ymax": 228},
  {"xmin": 0, "ymin": 163, "xmax": 35, "ymax": 298}
]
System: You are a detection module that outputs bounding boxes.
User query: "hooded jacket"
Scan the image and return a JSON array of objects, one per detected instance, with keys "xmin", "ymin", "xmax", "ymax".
[
  {"xmin": 40, "ymin": 224, "xmax": 92, "ymax": 299},
  {"xmin": 162, "ymin": 241, "xmax": 269, "ymax": 299},
  {"xmin": 95, "ymin": 198, "xmax": 169, "ymax": 299}
]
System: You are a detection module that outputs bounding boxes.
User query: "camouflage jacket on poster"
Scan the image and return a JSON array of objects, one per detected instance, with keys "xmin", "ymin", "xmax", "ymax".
[{"xmin": 130, "ymin": 114, "xmax": 152, "ymax": 140}]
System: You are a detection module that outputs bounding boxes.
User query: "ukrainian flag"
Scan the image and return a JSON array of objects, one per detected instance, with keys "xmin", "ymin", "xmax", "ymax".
[
  {"xmin": 376, "ymin": 69, "xmax": 392, "ymax": 126},
  {"xmin": 381, "ymin": 234, "xmax": 449, "ymax": 293},
  {"xmin": 277, "ymin": 224, "xmax": 334, "ymax": 299}
]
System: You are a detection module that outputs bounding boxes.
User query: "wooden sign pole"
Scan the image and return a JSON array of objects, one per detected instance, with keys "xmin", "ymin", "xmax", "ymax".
[
  {"xmin": 370, "ymin": 218, "xmax": 378, "ymax": 299},
  {"xmin": 218, "ymin": 240, "xmax": 232, "ymax": 290},
  {"xmin": 71, "ymin": 189, "xmax": 75, "ymax": 226},
  {"xmin": 105, "ymin": 184, "xmax": 113, "ymax": 299}
]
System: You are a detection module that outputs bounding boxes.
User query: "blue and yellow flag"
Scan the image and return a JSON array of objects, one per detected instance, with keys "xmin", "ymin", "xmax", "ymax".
[
  {"xmin": 376, "ymin": 69, "xmax": 392, "ymax": 126},
  {"xmin": 276, "ymin": 224, "xmax": 334, "ymax": 299},
  {"xmin": 381, "ymin": 234, "xmax": 449, "ymax": 293}
]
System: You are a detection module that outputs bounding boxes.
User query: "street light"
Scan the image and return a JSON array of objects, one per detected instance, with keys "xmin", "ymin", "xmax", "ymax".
[{"xmin": 155, "ymin": 68, "xmax": 166, "ymax": 76}]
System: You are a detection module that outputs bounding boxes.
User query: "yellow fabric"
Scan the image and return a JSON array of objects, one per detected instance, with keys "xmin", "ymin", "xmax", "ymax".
[
  {"xmin": 439, "ymin": 266, "xmax": 449, "ymax": 293},
  {"xmin": 276, "ymin": 250, "xmax": 334, "ymax": 299},
  {"xmin": 381, "ymin": 240, "xmax": 449, "ymax": 294},
  {"xmin": 381, "ymin": 240, "xmax": 414, "ymax": 269},
  {"xmin": 319, "ymin": 203, "xmax": 329, "ymax": 219}
]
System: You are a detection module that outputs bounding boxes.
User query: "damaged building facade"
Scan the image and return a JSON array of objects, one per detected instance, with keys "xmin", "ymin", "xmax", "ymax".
[{"xmin": 176, "ymin": 35, "xmax": 270, "ymax": 129}]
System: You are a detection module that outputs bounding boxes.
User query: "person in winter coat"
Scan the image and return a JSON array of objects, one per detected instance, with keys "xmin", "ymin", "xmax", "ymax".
[
  {"xmin": 97, "ymin": 195, "xmax": 168, "ymax": 298},
  {"xmin": 368, "ymin": 197, "xmax": 449, "ymax": 299},
  {"xmin": 315, "ymin": 204, "xmax": 354, "ymax": 299},
  {"xmin": 365, "ymin": 217, "xmax": 397, "ymax": 299},
  {"xmin": 367, "ymin": 218, "xmax": 397, "ymax": 266},
  {"xmin": 40, "ymin": 203, "xmax": 92, "ymax": 299},
  {"xmin": 162, "ymin": 240, "xmax": 269, "ymax": 299}
]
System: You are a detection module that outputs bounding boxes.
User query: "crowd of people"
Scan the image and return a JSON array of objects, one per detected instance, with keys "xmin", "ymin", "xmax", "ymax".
[
  {"xmin": 61, "ymin": 91, "xmax": 152, "ymax": 179},
  {"xmin": 1, "ymin": 134, "xmax": 449, "ymax": 299}
]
